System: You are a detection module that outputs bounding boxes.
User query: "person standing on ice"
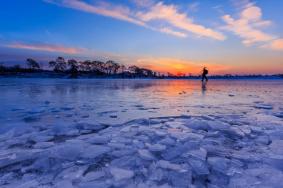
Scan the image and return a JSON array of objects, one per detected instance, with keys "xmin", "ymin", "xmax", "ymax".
[{"xmin": 201, "ymin": 67, "xmax": 208, "ymax": 82}]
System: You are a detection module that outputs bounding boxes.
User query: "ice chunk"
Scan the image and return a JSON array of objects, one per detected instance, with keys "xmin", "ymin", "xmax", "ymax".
[
  {"xmin": 108, "ymin": 142, "xmax": 126, "ymax": 149},
  {"xmin": 157, "ymin": 184, "xmax": 173, "ymax": 188},
  {"xmin": 112, "ymin": 149, "xmax": 135, "ymax": 157},
  {"xmin": 239, "ymin": 125, "xmax": 251, "ymax": 135},
  {"xmin": 29, "ymin": 134, "xmax": 53, "ymax": 142},
  {"xmin": 88, "ymin": 135, "xmax": 110, "ymax": 144},
  {"xmin": 33, "ymin": 142, "xmax": 54, "ymax": 149},
  {"xmin": 110, "ymin": 167, "xmax": 134, "ymax": 181},
  {"xmin": 154, "ymin": 130, "xmax": 167, "ymax": 137},
  {"xmin": 208, "ymin": 170, "xmax": 229, "ymax": 186},
  {"xmin": 157, "ymin": 160, "xmax": 184, "ymax": 171},
  {"xmin": 169, "ymin": 171, "xmax": 192, "ymax": 187},
  {"xmin": 78, "ymin": 181, "xmax": 110, "ymax": 188},
  {"xmin": 208, "ymin": 121, "xmax": 230, "ymax": 132},
  {"xmin": 254, "ymin": 104, "xmax": 273, "ymax": 110},
  {"xmin": 162, "ymin": 144, "xmax": 190, "ymax": 160},
  {"xmin": 0, "ymin": 151, "xmax": 36, "ymax": 169},
  {"xmin": 184, "ymin": 148, "xmax": 207, "ymax": 161},
  {"xmin": 170, "ymin": 131, "xmax": 204, "ymax": 141},
  {"xmin": 207, "ymin": 157, "xmax": 229, "ymax": 173},
  {"xmin": 80, "ymin": 145, "xmax": 111, "ymax": 159},
  {"xmin": 256, "ymin": 135, "xmax": 270, "ymax": 145},
  {"xmin": 76, "ymin": 123, "xmax": 107, "ymax": 132},
  {"xmin": 159, "ymin": 137, "xmax": 175, "ymax": 146},
  {"xmin": 269, "ymin": 140, "xmax": 283, "ymax": 155},
  {"xmin": 111, "ymin": 156, "xmax": 137, "ymax": 168},
  {"xmin": 146, "ymin": 143, "xmax": 166, "ymax": 152},
  {"xmin": 186, "ymin": 119, "xmax": 211, "ymax": 131},
  {"xmin": 50, "ymin": 143, "xmax": 83, "ymax": 160},
  {"xmin": 228, "ymin": 127, "xmax": 245, "ymax": 138},
  {"xmin": 16, "ymin": 180, "xmax": 39, "ymax": 188},
  {"xmin": 55, "ymin": 180, "xmax": 74, "ymax": 188},
  {"xmin": 268, "ymin": 130, "xmax": 283, "ymax": 140},
  {"xmin": 149, "ymin": 168, "xmax": 164, "ymax": 181},
  {"xmin": 229, "ymin": 166, "xmax": 283, "ymax": 188},
  {"xmin": 265, "ymin": 153, "xmax": 283, "ymax": 171},
  {"xmin": 121, "ymin": 126, "xmax": 132, "ymax": 133},
  {"xmin": 188, "ymin": 158, "xmax": 209, "ymax": 176},
  {"xmin": 83, "ymin": 170, "xmax": 105, "ymax": 181},
  {"xmin": 138, "ymin": 149, "xmax": 155, "ymax": 160},
  {"xmin": 132, "ymin": 139, "xmax": 145, "ymax": 149}
]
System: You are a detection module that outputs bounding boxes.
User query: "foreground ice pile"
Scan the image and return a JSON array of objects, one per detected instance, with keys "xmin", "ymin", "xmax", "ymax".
[{"xmin": 1, "ymin": 113, "xmax": 283, "ymax": 188}]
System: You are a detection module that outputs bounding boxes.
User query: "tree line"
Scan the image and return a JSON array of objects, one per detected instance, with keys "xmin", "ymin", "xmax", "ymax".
[{"xmin": 0, "ymin": 57, "xmax": 161, "ymax": 78}]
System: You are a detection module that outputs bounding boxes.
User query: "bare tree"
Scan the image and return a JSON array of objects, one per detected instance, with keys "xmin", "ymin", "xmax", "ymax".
[
  {"xmin": 55, "ymin": 57, "xmax": 67, "ymax": 72},
  {"xmin": 67, "ymin": 59, "xmax": 78, "ymax": 78},
  {"xmin": 26, "ymin": 58, "xmax": 40, "ymax": 70},
  {"xmin": 119, "ymin": 64, "xmax": 126, "ymax": 73},
  {"xmin": 129, "ymin": 65, "xmax": 142, "ymax": 75},
  {"xmin": 92, "ymin": 61, "xmax": 105, "ymax": 73},
  {"xmin": 49, "ymin": 60, "xmax": 56, "ymax": 69},
  {"xmin": 67, "ymin": 59, "xmax": 78, "ymax": 68},
  {"xmin": 49, "ymin": 57, "xmax": 67, "ymax": 72}
]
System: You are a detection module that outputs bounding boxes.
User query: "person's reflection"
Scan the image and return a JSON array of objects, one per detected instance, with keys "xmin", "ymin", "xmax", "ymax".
[{"xmin": 202, "ymin": 81, "xmax": 207, "ymax": 95}]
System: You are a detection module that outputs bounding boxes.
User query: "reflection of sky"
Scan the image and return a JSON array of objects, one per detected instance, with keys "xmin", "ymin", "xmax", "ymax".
[
  {"xmin": 1, "ymin": 79, "xmax": 283, "ymax": 128},
  {"xmin": 0, "ymin": 1, "xmax": 283, "ymax": 74}
]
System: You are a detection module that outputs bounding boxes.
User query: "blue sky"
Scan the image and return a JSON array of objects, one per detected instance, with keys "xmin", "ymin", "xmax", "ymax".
[{"xmin": 0, "ymin": 0, "xmax": 283, "ymax": 74}]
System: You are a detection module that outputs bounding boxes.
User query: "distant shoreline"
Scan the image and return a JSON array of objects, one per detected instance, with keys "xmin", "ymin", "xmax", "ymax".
[
  {"xmin": 2, "ymin": 58, "xmax": 283, "ymax": 80},
  {"xmin": 0, "ymin": 71, "xmax": 282, "ymax": 80}
]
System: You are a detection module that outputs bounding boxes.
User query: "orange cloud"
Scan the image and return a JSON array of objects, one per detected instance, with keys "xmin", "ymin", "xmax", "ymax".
[
  {"xmin": 6, "ymin": 42, "xmax": 83, "ymax": 54},
  {"xmin": 261, "ymin": 39, "xmax": 283, "ymax": 51},
  {"xmin": 136, "ymin": 58, "xmax": 230, "ymax": 75}
]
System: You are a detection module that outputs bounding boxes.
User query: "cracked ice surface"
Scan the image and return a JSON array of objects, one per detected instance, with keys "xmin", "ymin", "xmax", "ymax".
[{"xmin": 0, "ymin": 78, "xmax": 283, "ymax": 188}]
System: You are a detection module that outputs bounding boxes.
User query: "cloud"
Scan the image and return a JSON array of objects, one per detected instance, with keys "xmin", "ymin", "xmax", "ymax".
[
  {"xmin": 261, "ymin": 39, "xmax": 283, "ymax": 51},
  {"xmin": 45, "ymin": 0, "xmax": 146, "ymax": 26},
  {"xmin": 45, "ymin": 0, "xmax": 187, "ymax": 38},
  {"xmin": 44, "ymin": 0, "xmax": 225, "ymax": 40},
  {"xmin": 6, "ymin": 42, "xmax": 83, "ymax": 54},
  {"xmin": 137, "ymin": 2, "xmax": 225, "ymax": 40},
  {"xmin": 158, "ymin": 27, "xmax": 187, "ymax": 38},
  {"xmin": 222, "ymin": 3, "xmax": 283, "ymax": 51}
]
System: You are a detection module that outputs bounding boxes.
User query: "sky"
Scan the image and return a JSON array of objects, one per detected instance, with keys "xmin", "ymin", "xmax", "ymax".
[{"xmin": 0, "ymin": 0, "xmax": 283, "ymax": 75}]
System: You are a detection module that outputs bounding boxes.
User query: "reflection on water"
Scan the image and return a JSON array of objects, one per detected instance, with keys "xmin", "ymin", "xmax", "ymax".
[
  {"xmin": 0, "ymin": 78, "xmax": 283, "ymax": 126},
  {"xmin": 201, "ymin": 81, "xmax": 207, "ymax": 95}
]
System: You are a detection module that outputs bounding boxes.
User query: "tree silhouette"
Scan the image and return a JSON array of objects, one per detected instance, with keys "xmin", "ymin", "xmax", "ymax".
[
  {"xmin": 92, "ymin": 60, "xmax": 105, "ymax": 73},
  {"xmin": 45, "ymin": 57, "xmax": 161, "ymax": 78},
  {"xmin": 49, "ymin": 57, "xmax": 67, "ymax": 72},
  {"xmin": 49, "ymin": 60, "xmax": 56, "ymax": 70},
  {"xmin": 26, "ymin": 58, "xmax": 40, "ymax": 70},
  {"xmin": 104, "ymin": 60, "xmax": 119, "ymax": 75},
  {"xmin": 55, "ymin": 57, "xmax": 67, "ymax": 72},
  {"xmin": 67, "ymin": 59, "xmax": 78, "ymax": 78}
]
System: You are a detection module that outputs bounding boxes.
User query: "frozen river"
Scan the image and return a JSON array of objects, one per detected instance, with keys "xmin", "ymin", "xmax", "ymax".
[
  {"xmin": 1, "ymin": 78, "xmax": 283, "ymax": 126},
  {"xmin": 0, "ymin": 78, "xmax": 283, "ymax": 187}
]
